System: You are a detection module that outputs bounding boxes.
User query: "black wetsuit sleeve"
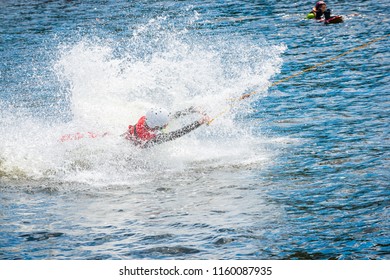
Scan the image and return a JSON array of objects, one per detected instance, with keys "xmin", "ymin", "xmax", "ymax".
[
  {"xmin": 143, "ymin": 120, "xmax": 202, "ymax": 148},
  {"xmin": 315, "ymin": 10, "xmax": 323, "ymax": 19}
]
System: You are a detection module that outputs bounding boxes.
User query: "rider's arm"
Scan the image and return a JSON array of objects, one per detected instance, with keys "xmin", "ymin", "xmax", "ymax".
[
  {"xmin": 143, "ymin": 120, "xmax": 203, "ymax": 148},
  {"xmin": 171, "ymin": 106, "xmax": 201, "ymax": 119}
]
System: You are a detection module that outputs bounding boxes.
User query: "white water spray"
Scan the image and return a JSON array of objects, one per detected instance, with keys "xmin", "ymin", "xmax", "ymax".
[{"xmin": 0, "ymin": 16, "xmax": 286, "ymax": 186}]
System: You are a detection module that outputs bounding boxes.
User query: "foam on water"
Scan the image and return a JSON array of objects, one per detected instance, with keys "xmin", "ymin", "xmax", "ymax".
[{"xmin": 0, "ymin": 15, "xmax": 286, "ymax": 187}]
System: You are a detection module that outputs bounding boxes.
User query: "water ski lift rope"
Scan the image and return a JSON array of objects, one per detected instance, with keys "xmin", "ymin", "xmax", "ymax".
[{"xmin": 207, "ymin": 33, "xmax": 390, "ymax": 125}]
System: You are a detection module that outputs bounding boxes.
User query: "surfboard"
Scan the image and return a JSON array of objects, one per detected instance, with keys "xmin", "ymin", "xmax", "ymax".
[
  {"xmin": 324, "ymin": 15, "xmax": 343, "ymax": 24},
  {"xmin": 59, "ymin": 131, "xmax": 110, "ymax": 142}
]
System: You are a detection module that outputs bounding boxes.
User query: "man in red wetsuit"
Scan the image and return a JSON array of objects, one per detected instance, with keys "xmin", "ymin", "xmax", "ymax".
[{"xmin": 124, "ymin": 107, "xmax": 211, "ymax": 148}]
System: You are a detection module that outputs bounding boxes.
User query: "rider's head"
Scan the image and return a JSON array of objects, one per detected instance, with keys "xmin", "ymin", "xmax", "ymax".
[
  {"xmin": 145, "ymin": 107, "xmax": 170, "ymax": 130},
  {"xmin": 315, "ymin": 1, "xmax": 327, "ymax": 12}
]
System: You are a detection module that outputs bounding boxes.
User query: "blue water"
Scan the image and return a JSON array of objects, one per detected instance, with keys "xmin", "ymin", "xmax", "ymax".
[{"xmin": 1, "ymin": 0, "xmax": 389, "ymax": 260}]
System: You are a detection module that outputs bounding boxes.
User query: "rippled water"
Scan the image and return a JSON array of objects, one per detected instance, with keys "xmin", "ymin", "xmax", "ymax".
[{"xmin": 1, "ymin": 0, "xmax": 389, "ymax": 260}]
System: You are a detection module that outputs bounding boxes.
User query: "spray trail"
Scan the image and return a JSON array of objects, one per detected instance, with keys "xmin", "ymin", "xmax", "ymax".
[{"xmin": 0, "ymin": 15, "xmax": 286, "ymax": 186}]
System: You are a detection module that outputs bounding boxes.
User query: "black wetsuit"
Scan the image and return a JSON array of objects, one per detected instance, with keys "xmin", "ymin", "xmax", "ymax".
[{"xmin": 313, "ymin": 8, "xmax": 331, "ymax": 20}]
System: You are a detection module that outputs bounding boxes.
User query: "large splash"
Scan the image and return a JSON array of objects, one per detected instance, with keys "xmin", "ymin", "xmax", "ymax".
[{"xmin": 0, "ymin": 15, "xmax": 286, "ymax": 186}]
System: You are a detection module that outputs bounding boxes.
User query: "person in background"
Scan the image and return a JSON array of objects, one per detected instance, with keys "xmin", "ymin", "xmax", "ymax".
[
  {"xmin": 123, "ymin": 107, "xmax": 210, "ymax": 148},
  {"xmin": 307, "ymin": 1, "xmax": 331, "ymax": 20}
]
